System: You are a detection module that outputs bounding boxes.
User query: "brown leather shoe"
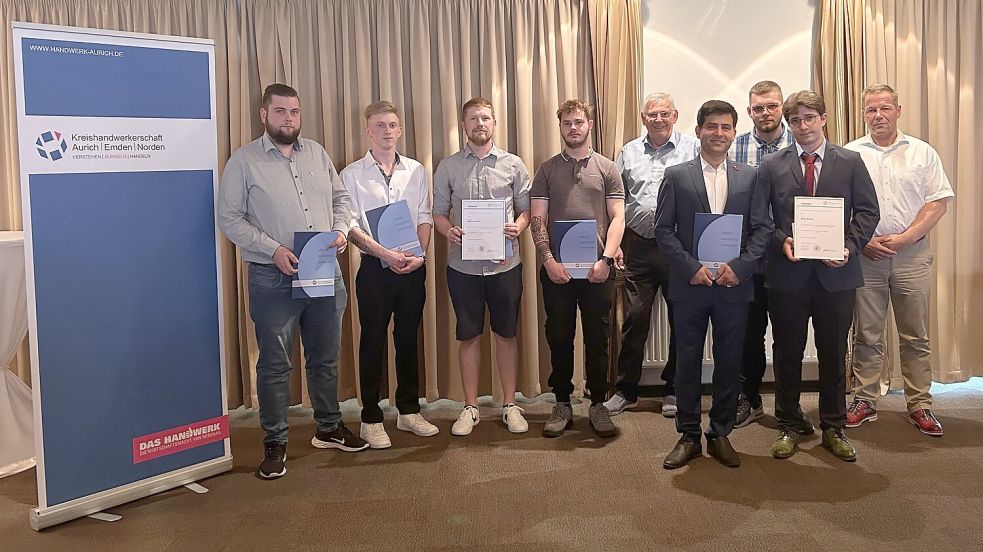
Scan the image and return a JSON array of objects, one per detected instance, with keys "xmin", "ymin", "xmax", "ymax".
[
  {"xmin": 909, "ymin": 409, "xmax": 943, "ymax": 436},
  {"xmin": 707, "ymin": 435, "xmax": 741, "ymax": 468},
  {"xmin": 663, "ymin": 438, "xmax": 702, "ymax": 470}
]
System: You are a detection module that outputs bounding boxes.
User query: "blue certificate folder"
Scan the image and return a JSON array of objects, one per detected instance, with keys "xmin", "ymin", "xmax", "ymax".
[
  {"xmin": 365, "ymin": 199, "xmax": 424, "ymax": 267},
  {"xmin": 549, "ymin": 220, "xmax": 598, "ymax": 279},
  {"xmin": 292, "ymin": 231, "xmax": 337, "ymax": 298},
  {"xmin": 694, "ymin": 213, "xmax": 743, "ymax": 277}
]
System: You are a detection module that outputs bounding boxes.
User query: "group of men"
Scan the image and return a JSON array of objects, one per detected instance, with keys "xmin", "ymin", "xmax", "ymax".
[{"xmin": 217, "ymin": 80, "xmax": 952, "ymax": 479}]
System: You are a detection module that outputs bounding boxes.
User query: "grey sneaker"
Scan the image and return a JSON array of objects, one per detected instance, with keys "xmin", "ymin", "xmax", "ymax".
[
  {"xmin": 661, "ymin": 395, "xmax": 677, "ymax": 418},
  {"xmin": 602, "ymin": 392, "xmax": 638, "ymax": 416},
  {"xmin": 735, "ymin": 394, "xmax": 764, "ymax": 428},
  {"xmin": 543, "ymin": 402, "xmax": 573, "ymax": 437},
  {"xmin": 588, "ymin": 404, "xmax": 617, "ymax": 437}
]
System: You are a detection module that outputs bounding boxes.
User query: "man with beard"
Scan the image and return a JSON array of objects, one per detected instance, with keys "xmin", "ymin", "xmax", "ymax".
[
  {"xmin": 531, "ymin": 99, "xmax": 625, "ymax": 438},
  {"xmin": 604, "ymin": 93, "xmax": 699, "ymax": 419},
  {"xmin": 433, "ymin": 97, "xmax": 532, "ymax": 436},
  {"xmin": 655, "ymin": 100, "xmax": 772, "ymax": 469},
  {"xmin": 218, "ymin": 83, "xmax": 368, "ymax": 480},
  {"xmin": 341, "ymin": 101, "xmax": 438, "ymax": 448},
  {"xmin": 728, "ymin": 81, "xmax": 795, "ymax": 429}
]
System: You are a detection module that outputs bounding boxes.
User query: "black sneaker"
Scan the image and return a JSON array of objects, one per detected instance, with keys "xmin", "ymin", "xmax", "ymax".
[
  {"xmin": 311, "ymin": 422, "xmax": 369, "ymax": 452},
  {"xmin": 258, "ymin": 442, "xmax": 287, "ymax": 479}
]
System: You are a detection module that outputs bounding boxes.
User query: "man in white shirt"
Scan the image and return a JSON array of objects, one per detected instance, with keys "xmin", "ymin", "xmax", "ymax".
[
  {"xmin": 341, "ymin": 101, "xmax": 438, "ymax": 448},
  {"xmin": 844, "ymin": 84, "xmax": 954, "ymax": 436}
]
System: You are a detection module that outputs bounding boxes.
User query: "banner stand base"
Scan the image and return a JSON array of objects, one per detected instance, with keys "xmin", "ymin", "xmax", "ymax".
[
  {"xmin": 86, "ymin": 512, "xmax": 122, "ymax": 522},
  {"xmin": 183, "ymin": 482, "xmax": 209, "ymax": 494},
  {"xmin": 30, "ymin": 456, "xmax": 231, "ymax": 531}
]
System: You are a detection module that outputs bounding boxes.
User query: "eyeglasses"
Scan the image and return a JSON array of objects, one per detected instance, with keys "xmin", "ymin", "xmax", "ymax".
[
  {"xmin": 750, "ymin": 103, "xmax": 781, "ymax": 115},
  {"xmin": 787, "ymin": 114, "xmax": 821, "ymax": 127},
  {"xmin": 643, "ymin": 111, "xmax": 675, "ymax": 121}
]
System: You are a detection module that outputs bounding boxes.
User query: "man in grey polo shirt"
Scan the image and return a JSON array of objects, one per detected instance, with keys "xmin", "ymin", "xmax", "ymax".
[
  {"xmin": 218, "ymin": 83, "xmax": 368, "ymax": 480},
  {"xmin": 433, "ymin": 97, "xmax": 532, "ymax": 437}
]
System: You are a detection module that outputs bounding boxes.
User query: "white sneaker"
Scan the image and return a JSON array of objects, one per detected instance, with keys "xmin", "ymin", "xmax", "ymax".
[
  {"xmin": 662, "ymin": 394, "xmax": 678, "ymax": 418},
  {"xmin": 502, "ymin": 403, "xmax": 529, "ymax": 433},
  {"xmin": 360, "ymin": 422, "xmax": 392, "ymax": 449},
  {"xmin": 397, "ymin": 413, "xmax": 439, "ymax": 437},
  {"xmin": 451, "ymin": 405, "xmax": 480, "ymax": 436}
]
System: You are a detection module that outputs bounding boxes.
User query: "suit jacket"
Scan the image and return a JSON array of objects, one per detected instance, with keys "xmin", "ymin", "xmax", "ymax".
[
  {"xmin": 759, "ymin": 142, "xmax": 880, "ymax": 292},
  {"xmin": 654, "ymin": 158, "xmax": 772, "ymax": 303}
]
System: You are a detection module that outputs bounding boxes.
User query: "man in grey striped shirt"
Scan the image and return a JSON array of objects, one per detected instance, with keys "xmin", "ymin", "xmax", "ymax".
[{"xmin": 218, "ymin": 83, "xmax": 368, "ymax": 480}]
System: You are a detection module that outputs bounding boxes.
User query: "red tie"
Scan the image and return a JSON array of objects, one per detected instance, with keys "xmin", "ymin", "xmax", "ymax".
[{"xmin": 801, "ymin": 152, "xmax": 818, "ymax": 196}]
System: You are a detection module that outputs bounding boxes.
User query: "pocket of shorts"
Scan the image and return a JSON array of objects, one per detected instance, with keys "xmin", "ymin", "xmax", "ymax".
[{"xmin": 248, "ymin": 264, "xmax": 283, "ymax": 288}]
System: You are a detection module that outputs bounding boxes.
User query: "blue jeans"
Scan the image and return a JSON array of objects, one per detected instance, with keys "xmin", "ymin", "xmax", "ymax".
[{"xmin": 248, "ymin": 263, "xmax": 347, "ymax": 444}]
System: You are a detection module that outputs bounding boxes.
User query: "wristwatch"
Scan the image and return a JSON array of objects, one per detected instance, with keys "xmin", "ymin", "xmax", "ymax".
[{"xmin": 601, "ymin": 255, "xmax": 615, "ymax": 266}]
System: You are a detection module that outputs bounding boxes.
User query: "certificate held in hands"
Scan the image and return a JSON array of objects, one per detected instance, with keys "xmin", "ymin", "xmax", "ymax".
[
  {"xmin": 461, "ymin": 199, "xmax": 509, "ymax": 261},
  {"xmin": 794, "ymin": 197, "xmax": 845, "ymax": 260},
  {"xmin": 694, "ymin": 213, "xmax": 743, "ymax": 278},
  {"xmin": 365, "ymin": 199, "xmax": 424, "ymax": 267},
  {"xmin": 292, "ymin": 231, "xmax": 337, "ymax": 298},
  {"xmin": 550, "ymin": 220, "xmax": 598, "ymax": 279}
]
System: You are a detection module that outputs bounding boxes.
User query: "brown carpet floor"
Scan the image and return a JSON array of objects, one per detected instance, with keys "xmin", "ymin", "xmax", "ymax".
[{"xmin": 2, "ymin": 382, "xmax": 983, "ymax": 552}]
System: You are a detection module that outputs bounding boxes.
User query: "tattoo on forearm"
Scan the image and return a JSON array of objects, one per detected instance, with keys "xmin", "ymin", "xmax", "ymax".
[
  {"xmin": 531, "ymin": 216, "xmax": 553, "ymax": 261},
  {"xmin": 348, "ymin": 231, "xmax": 368, "ymax": 252}
]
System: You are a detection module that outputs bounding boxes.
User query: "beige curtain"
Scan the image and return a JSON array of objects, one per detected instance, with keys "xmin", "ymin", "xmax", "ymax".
[
  {"xmin": 0, "ymin": 0, "xmax": 641, "ymax": 406},
  {"xmin": 862, "ymin": 0, "xmax": 983, "ymax": 382},
  {"xmin": 813, "ymin": 0, "xmax": 867, "ymax": 145}
]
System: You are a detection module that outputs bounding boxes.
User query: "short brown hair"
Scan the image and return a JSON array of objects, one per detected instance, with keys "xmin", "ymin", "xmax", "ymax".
[
  {"xmin": 556, "ymin": 99, "xmax": 593, "ymax": 121},
  {"xmin": 461, "ymin": 97, "xmax": 495, "ymax": 120},
  {"xmin": 262, "ymin": 83, "xmax": 298, "ymax": 107},
  {"xmin": 749, "ymin": 80, "xmax": 782, "ymax": 99},
  {"xmin": 782, "ymin": 90, "xmax": 826, "ymax": 121},
  {"xmin": 862, "ymin": 83, "xmax": 899, "ymax": 105},
  {"xmin": 364, "ymin": 100, "xmax": 399, "ymax": 122}
]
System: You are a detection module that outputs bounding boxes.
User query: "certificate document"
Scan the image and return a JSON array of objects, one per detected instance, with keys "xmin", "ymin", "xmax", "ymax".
[
  {"xmin": 694, "ymin": 213, "xmax": 743, "ymax": 278},
  {"xmin": 461, "ymin": 199, "xmax": 507, "ymax": 261},
  {"xmin": 794, "ymin": 196, "xmax": 844, "ymax": 261},
  {"xmin": 292, "ymin": 231, "xmax": 337, "ymax": 298},
  {"xmin": 550, "ymin": 220, "xmax": 598, "ymax": 279},
  {"xmin": 365, "ymin": 199, "xmax": 424, "ymax": 268}
]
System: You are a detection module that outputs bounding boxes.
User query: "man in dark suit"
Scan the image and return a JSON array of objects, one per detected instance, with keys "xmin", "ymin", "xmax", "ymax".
[
  {"xmin": 759, "ymin": 90, "xmax": 880, "ymax": 462},
  {"xmin": 655, "ymin": 100, "xmax": 772, "ymax": 469}
]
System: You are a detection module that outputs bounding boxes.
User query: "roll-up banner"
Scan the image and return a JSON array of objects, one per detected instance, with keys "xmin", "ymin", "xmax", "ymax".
[{"xmin": 12, "ymin": 22, "xmax": 231, "ymax": 530}]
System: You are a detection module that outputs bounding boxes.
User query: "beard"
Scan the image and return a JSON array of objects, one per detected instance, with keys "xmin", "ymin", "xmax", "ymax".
[
  {"xmin": 467, "ymin": 129, "xmax": 491, "ymax": 146},
  {"xmin": 755, "ymin": 119, "xmax": 780, "ymax": 134},
  {"xmin": 266, "ymin": 122, "xmax": 301, "ymax": 146},
  {"xmin": 562, "ymin": 133, "xmax": 588, "ymax": 149}
]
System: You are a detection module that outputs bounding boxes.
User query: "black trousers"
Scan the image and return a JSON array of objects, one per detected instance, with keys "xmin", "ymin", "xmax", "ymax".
[
  {"xmin": 673, "ymin": 292, "xmax": 748, "ymax": 441},
  {"xmin": 540, "ymin": 267, "xmax": 614, "ymax": 404},
  {"xmin": 769, "ymin": 273, "xmax": 855, "ymax": 431},
  {"xmin": 614, "ymin": 229, "xmax": 676, "ymax": 400},
  {"xmin": 740, "ymin": 273, "xmax": 769, "ymax": 407},
  {"xmin": 355, "ymin": 257, "xmax": 427, "ymax": 424}
]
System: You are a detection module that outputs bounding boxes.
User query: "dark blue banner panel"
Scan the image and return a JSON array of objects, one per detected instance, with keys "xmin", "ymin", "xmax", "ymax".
[
  {"xmin": 22, "ymin": 38, "xmax": 210, "ymax": 119},
  {"xmin": 30, "ymin": 170, "xmax": 223, "ymax": 506}
]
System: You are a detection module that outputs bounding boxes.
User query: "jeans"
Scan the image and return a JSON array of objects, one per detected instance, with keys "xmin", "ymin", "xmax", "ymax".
[{"xmin": 248, "ymin": 262, "xmax": 347, "ymax": 444}]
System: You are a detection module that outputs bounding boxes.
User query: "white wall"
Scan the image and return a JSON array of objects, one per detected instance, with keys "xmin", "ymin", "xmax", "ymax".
[{"xmin": 641, "ymin": 0, "xmax": 818, "ymax": 136}]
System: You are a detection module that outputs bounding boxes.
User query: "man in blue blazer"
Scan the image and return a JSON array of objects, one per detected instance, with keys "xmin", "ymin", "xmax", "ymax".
[
  {"xmin": 655, "ymin": 100, "xmax": 772, "ymax": 469},
  {"xmin": 760, "ymin": 90, "xmax": 880, "ymax": 462}
]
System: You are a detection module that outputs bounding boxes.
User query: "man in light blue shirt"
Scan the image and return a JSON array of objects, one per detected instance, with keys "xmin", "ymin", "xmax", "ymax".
[{"xmin": 604, "ymin": 93, "xmax": 699, "ymax": 418}]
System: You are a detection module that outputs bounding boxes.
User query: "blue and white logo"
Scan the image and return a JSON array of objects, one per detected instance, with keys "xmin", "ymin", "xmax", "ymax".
[{"xmin": 36, "ymin": 130, "xmax": 68, "ymax": 161}]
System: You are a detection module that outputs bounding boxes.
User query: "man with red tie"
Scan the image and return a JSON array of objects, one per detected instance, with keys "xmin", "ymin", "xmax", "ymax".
[{"xmin": 757, "ymin": 90, "xmax": 880, "ymax": 462}]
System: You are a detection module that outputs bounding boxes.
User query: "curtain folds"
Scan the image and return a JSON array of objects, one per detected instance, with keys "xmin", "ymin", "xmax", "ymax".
[{"xmin": 0, "ymin": 0, "xmax": 641, "ymax": 406}]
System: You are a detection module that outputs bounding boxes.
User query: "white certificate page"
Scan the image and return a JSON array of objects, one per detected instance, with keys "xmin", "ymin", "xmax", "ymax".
[
  {"xmin": 461, "ymin": 199, "xmax": 506, "ymax": 260},
  {"xmin": 793, "ymin": 196, "xmax": 845, "ymax": 260}
]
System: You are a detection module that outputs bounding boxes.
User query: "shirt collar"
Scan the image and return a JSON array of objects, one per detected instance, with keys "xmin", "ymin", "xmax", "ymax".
[
  {"xmin": 700, "ymin": 155, "xmax": 727, "ymax": 172},
  {"xmin": 560, "ymin": 147, "xmax": 594, "ymax": 162},
  {"xmin": 858, "ymin": 130, "xmax": 910, "ymax": 152},
  {"xmin": 262, "ymin": 133, "xmax": 302, "ymax": 153},
  {"xmin": 796, "ymin": 139, "xmax": 827, "ymax": 161},
  {"xmin": 464, "ymin": 142, "xmax": 503, "ymax": 160},
  {"xmin": 643, "ymin": 131, "xmax": 678, "ymax": 152},
  {"xmin": 751, "ymin": 122, "xmax": 790, "ymax": 149},
  {"xmin": 364, "ymin": 149, "xmax": 403, "ymax": 169}
]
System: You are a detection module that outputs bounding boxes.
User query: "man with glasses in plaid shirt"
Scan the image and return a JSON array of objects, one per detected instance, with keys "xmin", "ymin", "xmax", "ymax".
[{"xmin": 729, "ymin": 81, "xmax": 795, "ymax": 429}]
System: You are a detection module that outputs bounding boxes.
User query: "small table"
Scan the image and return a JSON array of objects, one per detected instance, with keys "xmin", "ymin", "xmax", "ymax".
[{"xmin": 0, "ymin": 231, "xmax": 35, "ymax": 478}]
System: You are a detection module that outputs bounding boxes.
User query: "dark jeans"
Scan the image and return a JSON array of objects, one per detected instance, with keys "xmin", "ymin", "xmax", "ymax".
[
  {"xmin": 673, "ymin": 293, "xmax": 747, "ymax": 441},
  {"xmin": 769, "ymin": 274, "xmax": 855, "ymax": 432},
  {"xmin": 355, "ymin": 257, "xmax": 427, "ymax": 424},
  {"xmin": 614, "ymin": 229, "xmax": 676, "ymax": 400},
  {"xmin": 740, "ymin": 273, "xmax": 769, "ymax": 408},
  {"xmin": 540, "ymin": 267, "xmax": 614, "ymax": 403},
  {"xmin": 248, "ymin": 262, "xmax": 347, "ymax": 445}
]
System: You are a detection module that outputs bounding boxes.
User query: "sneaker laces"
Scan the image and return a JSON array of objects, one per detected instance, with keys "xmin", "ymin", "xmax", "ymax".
[
  {"xmin": 264, "ymin": 443, "xmax": 285, "ymax": 460},
  {"xmin": 461, "ymin": 405, "xmax": 478, "ymax": 421}
]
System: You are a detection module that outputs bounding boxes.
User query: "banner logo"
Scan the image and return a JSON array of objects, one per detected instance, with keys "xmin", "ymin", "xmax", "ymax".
[{"xmin": 36, "ymin": 130, "xmax": 69, "ymax": 161}]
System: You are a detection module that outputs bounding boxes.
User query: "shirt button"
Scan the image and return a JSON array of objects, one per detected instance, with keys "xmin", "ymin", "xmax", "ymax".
[{"xmin": 309, "ymin": 226, "xmax": 313, "ymax": 229}]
